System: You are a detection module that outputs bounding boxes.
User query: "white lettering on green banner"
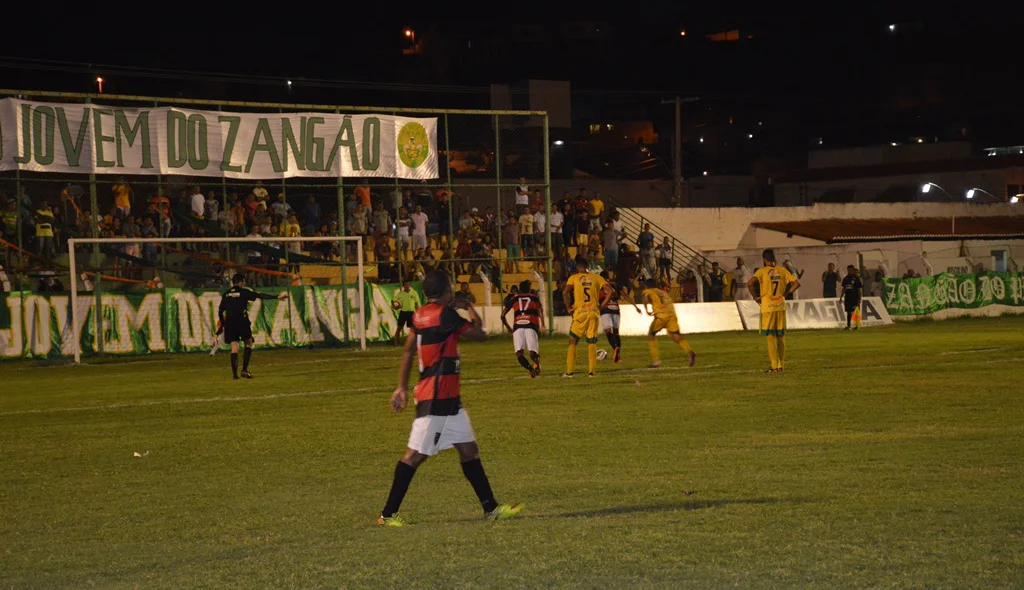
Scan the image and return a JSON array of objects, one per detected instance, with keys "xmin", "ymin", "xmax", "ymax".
[{"xmin": 0, "ymin": 99, "xmax": 438, "ymax": 180}]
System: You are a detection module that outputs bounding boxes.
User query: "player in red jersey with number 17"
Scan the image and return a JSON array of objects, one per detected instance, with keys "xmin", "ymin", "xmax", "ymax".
[
  {"xmin": 501, "ymin": 279, "xmax": 545, "ymax": 378},
  {"xmin": 378, "ymin": 271, "xmax": 523, "ymax": 527}
]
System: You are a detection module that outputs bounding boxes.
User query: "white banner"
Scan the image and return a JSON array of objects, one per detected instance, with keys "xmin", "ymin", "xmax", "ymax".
[
  {"xmin": 0, "ymin": 98, "xmax": 438, "ymax": 180},
  {"xmin": 736, "ymin": 297, "xmax": 893, "ymax": 330}
]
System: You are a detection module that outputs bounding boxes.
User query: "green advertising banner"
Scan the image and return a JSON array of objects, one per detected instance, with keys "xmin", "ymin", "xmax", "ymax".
[
  {"xmin": 0, "ymin": 282, "xmax": 424, "ymax": 360},
  {"xmin": 883, "ymin": 272, "xmax": 1024, "ymax": 316}
]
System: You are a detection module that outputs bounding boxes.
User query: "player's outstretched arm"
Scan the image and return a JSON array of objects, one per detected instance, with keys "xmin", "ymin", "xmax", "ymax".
[{"xmin": 391, "ymin": 333, "xmax": 417, "ymax": 413}]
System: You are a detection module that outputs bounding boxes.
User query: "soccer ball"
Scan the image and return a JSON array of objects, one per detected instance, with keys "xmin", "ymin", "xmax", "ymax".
[
  {"xmin": 391, "ymin": 300, "xmax": 402, "ymax": 310},
  {"xmin": 596, "ymin": 349, "xmax": 608, "ymax": 361}
]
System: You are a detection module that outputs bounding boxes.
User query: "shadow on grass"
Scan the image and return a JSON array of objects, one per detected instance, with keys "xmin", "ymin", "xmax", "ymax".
[
  {"xmin": 429, "ymin": 497, "xmax": 810, "ymax": 524},
  {"xmin": 553, "ymin": 497, "xmax": 803, "ymax": 519}
]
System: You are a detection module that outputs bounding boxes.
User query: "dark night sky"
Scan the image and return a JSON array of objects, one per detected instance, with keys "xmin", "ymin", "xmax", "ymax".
[{"xmin": 2, "ymin": 6, "xmax": 1021, "ymax": 174}]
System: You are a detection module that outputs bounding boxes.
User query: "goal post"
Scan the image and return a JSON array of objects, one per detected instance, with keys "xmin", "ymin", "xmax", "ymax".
[{"xmin": 66, "ymin": 235, "xmax": 366, "ymax": 364}]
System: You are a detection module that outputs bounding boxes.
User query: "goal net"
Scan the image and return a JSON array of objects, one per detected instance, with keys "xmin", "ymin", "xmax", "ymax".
[{"xmin": 65, "ymin": 235, "xmax": 366, "ymax": 364}]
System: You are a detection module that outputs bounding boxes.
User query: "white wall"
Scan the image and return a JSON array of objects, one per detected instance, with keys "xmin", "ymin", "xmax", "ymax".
[{"xmin": 645, "ymin": 202, "xmax": 1023, "ymax": 252}]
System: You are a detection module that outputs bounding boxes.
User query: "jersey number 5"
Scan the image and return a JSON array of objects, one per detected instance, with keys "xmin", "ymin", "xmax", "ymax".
[{"xmin": 582, "ymin": 286, "xmax": 591, "ymax": 302}]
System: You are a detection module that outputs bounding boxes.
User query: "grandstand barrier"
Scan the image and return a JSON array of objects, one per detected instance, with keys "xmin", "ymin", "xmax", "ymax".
[
  {"xmin": 736, "ymin": 298, "xmax": 893, "ymax": 330},
  {"xmin": 882, "ymin": 272, "xmax": 1024, "ymax": 316}
]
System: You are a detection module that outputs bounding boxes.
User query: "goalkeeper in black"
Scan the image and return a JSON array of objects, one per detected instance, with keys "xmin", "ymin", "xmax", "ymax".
[{"xmin": 218, "ymin": 273, "xmax": 288, "ymax": 379}]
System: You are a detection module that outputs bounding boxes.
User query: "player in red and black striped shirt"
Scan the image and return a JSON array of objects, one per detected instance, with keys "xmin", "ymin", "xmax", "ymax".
[
  {"xmin": 378, "ymin": 271, "xmax": 523, "ymax": 526},
  {"xmin": 501, "ymin": 279, "xmax": 545, "ymax": 378}
]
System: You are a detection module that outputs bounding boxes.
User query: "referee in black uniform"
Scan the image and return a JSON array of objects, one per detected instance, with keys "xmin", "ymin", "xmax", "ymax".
[
  {"xmin": 839, "ymin": 265, "xmax": 863, "ymax": 331},
  {"xmin": 218, "ymin": 273, "xmax": 288, "ymax": 379}
]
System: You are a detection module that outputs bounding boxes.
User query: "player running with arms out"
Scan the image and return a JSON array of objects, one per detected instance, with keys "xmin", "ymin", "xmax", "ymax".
[
  {"xmin": 638, "ymin": 278, "xmax": 696, "ymax": 368},
  {"xmin": 217, "ymin": 273, "xmax": 288, "ymax": 379},
  {"xmin": 746, "ymin": 249, "xmax": 800, "ymax": 373},
  {"xmin": 562, "ymin": 255, "xmax": 610, "ymax": 377},
  {"xmin": 598, "ymin": 271, "xmax": 629, "ymax": 363},
  {"xmin": 501, "ymin": 280, "xmax": 545, "ymax": 378},
  {"xmin": 378, "ymin": 271, "xmax": 522, "ymax": 527},
  {"xmin": 839, "ymin": 265, "xmax": 863, "ymax": 330}
]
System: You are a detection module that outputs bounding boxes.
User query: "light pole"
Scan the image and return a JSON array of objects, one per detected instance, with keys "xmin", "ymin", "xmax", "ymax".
[
  {"xmin": 95, "ymin": 77, "xmax": 104, "ymax": 93},
  {"xmin": 661, "ymin": 96, "xmax": 700, "ymax": 207},
  {"xmin": 921, "ymin": 182, "xmax": 958, "ymax": 234},
  {"xmin": 966, "ymin": 187, "xmax": 1001, "ymax": 202}
]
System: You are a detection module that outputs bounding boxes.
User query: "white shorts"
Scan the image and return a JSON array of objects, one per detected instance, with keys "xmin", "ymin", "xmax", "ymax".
[
  {"xmin": 407, "ymin": 409, "xmax": 476, "ymax": 456},
  {"xmin": 512, "ymin": 327, "xmax": 539, "ymax": 353},
  {"xmin": 412, "ymin": 233, "xmax": 427, "ymax": 249},
  {"xmin": 600, "ymin": 313, "xmax": 620, "ymax": 331}
]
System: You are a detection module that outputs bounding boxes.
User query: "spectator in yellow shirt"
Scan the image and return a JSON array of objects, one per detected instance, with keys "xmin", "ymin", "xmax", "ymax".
[
  {"xmin": 284, "ymin": 214, "xmax": 302, "ymax": 254},
  {"xmin": 588, "ymin": 192, "xmax": 605, "ymax": 233},
  {"xmin": 112, "ymin": 177, "xmax": 133, "ymax": 219},
  {"xmin": 35, "ymin": 200, "xmax": 56, "ymax": 260}
]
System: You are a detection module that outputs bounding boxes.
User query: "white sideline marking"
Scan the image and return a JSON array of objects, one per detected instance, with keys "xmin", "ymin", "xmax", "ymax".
[{"xmin": 1, "ymin": 354, "xmax": 1017, "ymax": 418}]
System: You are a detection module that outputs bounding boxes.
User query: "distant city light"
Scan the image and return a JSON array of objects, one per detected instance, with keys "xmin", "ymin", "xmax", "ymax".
[
  {"xmin": 553, "ymin": 140, "xmax": 564, "ymax": 146},
  {"xmin": 404, "ymin": 28, "xmax": 413, "ymax": 37},
  {"xmin": 287, "ymin": 80, "xmax": 292, "ymax": 86},
  {"xmin": 699, "ymin": 137, "xmax": 704, "ymax": 143},
  {"xmin": 916, "ymin": 138, "xmax": 923, "ymax": 143},
  {"xmin": 747, "ymin": 133, "xmax": 753, "ymax": 139},
  {"xmin": 891, "ymin": 142, "xmax": 898, "ymax": 146},
  {"xmin": 889, "ymin": 24, "xmax": 896, "ymax": 32},
  {"xmin": 758, "ymin": 121, "xmax": 763, "ymax": 126},
  {"xmin": 95, "ymin": 77, "xmax": 104, "ymax": 93},
  {"xmin": 702, "ymin": 171, "xmax": 708, "ymax": 176},
  {"xmin": 679, "ymin": 29, "xmax": 686, "ymax": 36},
  {"xmin": 817, "ymin": 137, "xmax": 823, "ymax": 145}
]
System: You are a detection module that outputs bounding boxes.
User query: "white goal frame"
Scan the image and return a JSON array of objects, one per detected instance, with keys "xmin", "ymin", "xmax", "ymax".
[{"xmin": 66, "ymin": 235, "xmax": 366, "ymax": 363}]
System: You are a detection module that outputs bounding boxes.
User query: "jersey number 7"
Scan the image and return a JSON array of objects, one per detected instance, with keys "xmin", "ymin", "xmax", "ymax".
[{"xmin": 771, "ymin": 280, "xmax": 780, "ymax": 295}]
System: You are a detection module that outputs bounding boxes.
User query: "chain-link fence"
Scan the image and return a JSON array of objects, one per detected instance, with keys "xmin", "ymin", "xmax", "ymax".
[{"xmin": 0, "ymin": 89, "xmax": 562, "ymax": 359}]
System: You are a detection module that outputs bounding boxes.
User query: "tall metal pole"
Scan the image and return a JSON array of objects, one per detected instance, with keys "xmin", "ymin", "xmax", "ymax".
[
  {"xmin": 674, "ymin": 97, "xmax": 681, "ymax": 207},
  {"xmin": 494, "ymin": 114, "xmax": 503, "ymax": 294},
  {"xmin": 542, "ymin": 114, "xmax": 554, "ymax": 335},
  {"xmin": 335, "ymin": 110, "xmax": 349, "ymax": 345},
  {"xmin": 443, "ymin": 114, "xmax": 455, "ymax": 281}
]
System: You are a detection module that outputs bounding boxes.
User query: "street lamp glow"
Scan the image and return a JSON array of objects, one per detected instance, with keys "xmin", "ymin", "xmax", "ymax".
[
  {"xmin": 287, "ymin": 80, "xmax": 292, "ymax": 86},
  {"xmin": 747, "ymin": 133, "xmax": 753, "ymax": 139},
  {"xmin": 966, "ymin": 189, "xmax": 976, "ymax": 199},
  {"xmin": 553, "ymin": 140, "xmax": 564, "ymax": 146},
  {"xmin": 404, "ymin": 28, "xmax": 413, "ymax": 37},
  {"xmin": 699, "ymin": 137, "xmax": 704, "ymax": 143},
  {"xmin": 1012, "ymin": 195, "xmax": 1021, "ymax": 204},
  {"xmin": 679, "ymin": 29, "xmax": 686, "ymax": 36},
  {"xmin": 921, "ymin": 183, "xmax": 932, "ymax": 193},
  {"xmin": 702, "ymin": 171, "xmax": 708, "ymax": 176},
  {"xmin": 889, "ymin": 24, "xmax": 896, "ymax": 32}
]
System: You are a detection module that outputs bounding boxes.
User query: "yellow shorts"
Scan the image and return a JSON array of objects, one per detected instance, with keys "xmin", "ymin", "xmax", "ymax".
[
  {"xmin": 569, "ymin": 313, "xmax": 601, "ymax": 343},
  {"xmin": 649, "ymin": 313, "xmax": 680, "ymax": 335},
  {"xmin": 760, "ymin": 311, "xmax": 786, "ymax": 336}
]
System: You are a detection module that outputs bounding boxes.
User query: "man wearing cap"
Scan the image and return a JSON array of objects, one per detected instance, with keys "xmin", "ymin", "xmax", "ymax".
[{"xmin": 217, "ymin": 274, "xmax": 289, "ymax": 379}]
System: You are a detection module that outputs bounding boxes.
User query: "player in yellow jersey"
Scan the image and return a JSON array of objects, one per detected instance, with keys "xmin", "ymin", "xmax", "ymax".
[
  {"xmin": 562, "ymin": 255, "xmax": 609, "ymax": 377},
  {"xmin": 637, "ymin": 278, "xmax": 696, "ymax": 368},
  {"xmin": 746, "ymin": 249, "xmax": 800, "ymax": 373}
]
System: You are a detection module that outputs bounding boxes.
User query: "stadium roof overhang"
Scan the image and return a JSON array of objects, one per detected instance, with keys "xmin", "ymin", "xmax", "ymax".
[{"xmin": 751, "ymin": 217, "xmax": 1024, "ymax": 244}]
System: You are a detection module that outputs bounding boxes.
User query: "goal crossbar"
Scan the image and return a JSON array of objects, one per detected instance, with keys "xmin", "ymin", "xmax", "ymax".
[{"xmin": 66, "ymin": 236, "xmax": 366, "ymax": 363}]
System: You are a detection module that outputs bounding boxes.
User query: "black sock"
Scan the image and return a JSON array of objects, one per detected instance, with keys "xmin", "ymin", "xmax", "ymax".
[
  {"xmin": 242, "ymin": 347, "xmax": 253, "ymax": 371},
  {"xmin": 609, "ymin": 333, "xmax": 619, "ymax": 349},
  {"xmin": 846, "ymin": 311, "xmax": 853, "ymax": 327},
  {"xmin": 381, "ymin": 461, "xmax": 418, "ymax": 518},
  {"xmin": 517, "ymin": 353, "xmax": 533, "ymax": 371},
  {"xmin": 230, "ymin": 352, "xmax": 238, "ymax": 377},
  {"xmin": 530, "ymin": 352, "xmax": 540, "ymax": 365},
  {"xmin": 461, "ymin": 458, "xmax": 498, "ymax": 513}
]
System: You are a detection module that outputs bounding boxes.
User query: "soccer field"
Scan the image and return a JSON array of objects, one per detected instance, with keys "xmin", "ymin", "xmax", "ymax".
[{"xmin": 2, "ymin": 318, "xmax": 1022, "ymax": 588}]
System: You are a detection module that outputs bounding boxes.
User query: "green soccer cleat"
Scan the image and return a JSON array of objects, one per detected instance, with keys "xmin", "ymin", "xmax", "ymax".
[
  {"xmin": 377, "ymin": 514, "xmax": 408, "ymax": 527},
  {"xmin": 485, "ymin": 503, "xmax": 523, "ymax": 521}
]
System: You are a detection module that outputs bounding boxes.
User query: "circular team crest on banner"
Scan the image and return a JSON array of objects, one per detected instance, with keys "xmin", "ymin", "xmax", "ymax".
[{"xmin": 397, "ymin": 122, "xmax": 430, "ymax": 168}]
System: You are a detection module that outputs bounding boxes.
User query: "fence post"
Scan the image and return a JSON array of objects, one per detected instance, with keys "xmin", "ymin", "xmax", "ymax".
[
  {"xmin": 14, "ymin": 169, "xmax": 23, "ymax": 270},
  {"xmin": 443, "ymin": 114, "xmax": 455, "ymax": 283},
  {"xmin": 86, "ymin": 94, "xmax": 102, "ymax": 355},
  {"xmin": 542, "ymin": 114, "xmax": 554, "ymax": 335},
  {"xmin": 494, "ymin": 113, "xmax": 502, "ymax": 298},
  {"xmin": 335, "ymin": 108, "xmax": 350, "ymax": 345}
]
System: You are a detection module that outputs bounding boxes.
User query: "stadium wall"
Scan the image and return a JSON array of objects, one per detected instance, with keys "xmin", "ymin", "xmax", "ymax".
[{"xmin": 642, "ymin": 202, "xmax": 1023, "ymax": 251}]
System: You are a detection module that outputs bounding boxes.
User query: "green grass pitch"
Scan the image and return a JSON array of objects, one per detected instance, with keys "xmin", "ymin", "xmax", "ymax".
[{"xmin": 2, "ymin": 318, "xmax": 1023, "ymax": 588}]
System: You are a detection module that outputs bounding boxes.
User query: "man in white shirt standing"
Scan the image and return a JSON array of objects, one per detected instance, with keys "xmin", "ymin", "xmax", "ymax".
[
  {"xmin": 189, "ymin": 186, "xmax": 206, "ymax": 219},
  {"xmin": 533, "ymin": 206, "xmax": 547, "ymax": 268},
  {"xmin": 515, "ymin": 178, "xmax": 530, "ymax": 209},
  {"xmin": 732, "ymin": 257, "xmax": 752, "ymax": 300},
  {"xmin": 411, "ymin": 205, "xmax": 429, "ymax": 251},
  {"xmin": 548, "ymin": 203, "xmax": 564, "ymax": 257}
]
